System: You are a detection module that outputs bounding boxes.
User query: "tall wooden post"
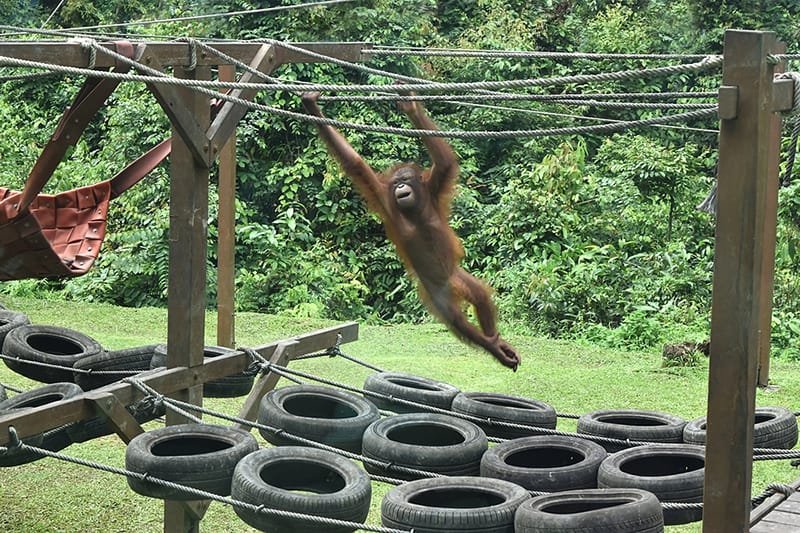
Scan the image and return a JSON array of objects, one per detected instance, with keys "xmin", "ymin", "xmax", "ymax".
[
  {"xmin": 703, "ymin": 30, "xmax": 782, "ymax": 533},
  {"xmin": 164, "ymin": 64, "xmax": 212, "ymax": 533},
  {"xmin": 217, "ymin": 65, "xmax": 237, "ymax": 348}
]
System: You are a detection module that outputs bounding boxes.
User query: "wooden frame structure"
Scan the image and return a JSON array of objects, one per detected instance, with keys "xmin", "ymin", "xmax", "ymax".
[
  {"xmin": 0, "ymin": 30, "xmax": 795, "ymax": 533},
  {"xmin": 0, "ymin": 39, "xmax": 370, "ymax": 532}
]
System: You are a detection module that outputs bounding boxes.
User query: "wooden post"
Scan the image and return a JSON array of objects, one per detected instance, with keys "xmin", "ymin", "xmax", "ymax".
[
  {"xmin": 164, "ymin": 63, "xmax": 212, "ymax": 533},
  {"xmin": 756, "ymin": 40, "xmax": 786, "ymax": 388},
  {"xmin": 217, "ymin": 64, "xmax": 237, "ymax": 348},
  {"xmin": 703, "ymin": 30, "xmax": 782, "ymax": 533}
]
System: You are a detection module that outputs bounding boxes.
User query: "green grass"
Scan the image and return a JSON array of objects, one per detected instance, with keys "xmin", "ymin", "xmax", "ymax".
[{"xmin": 0, "ymin": 296, "xmax": 798, "ymax": 532}]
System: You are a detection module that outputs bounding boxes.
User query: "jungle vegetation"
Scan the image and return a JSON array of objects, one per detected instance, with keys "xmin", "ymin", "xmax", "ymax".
[{"xmin": 0, "ymin": 0, "xmax": 798, "ymax": 358}]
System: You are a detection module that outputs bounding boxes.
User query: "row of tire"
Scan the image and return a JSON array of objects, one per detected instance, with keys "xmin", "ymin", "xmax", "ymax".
[
  {"xmin": 0, "ymin": 310, "xmax": 254, "ymax": 396},
  {"xmin": 256, "ymin": 382, "xmax": 708, "ymax": 526},
  {"xmin": 361, "ymin": 372, "xmax": 799, "ymax": 451},
  {"xmin": 123, "ymin": 422, "xmax": 668, "ymax": 533},
  {"xmin": 0, "ymin": 377, "xmax": 668, "ymax": 531}
]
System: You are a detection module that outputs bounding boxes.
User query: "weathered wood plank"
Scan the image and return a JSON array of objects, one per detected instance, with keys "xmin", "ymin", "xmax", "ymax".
[
  {"xmin": 216, "ymin": 63, "xmax": 237, "ymax": 349},
  {"xmin": 0, "ymin": 41, "xmax": 370, "ymax": 68},
  {"xmin": 0, "ymin": 322, "xmax": 358, "ymax": 445},
  {"xmin": 704, "ymin": 29, "xmax": 782, "ymax": 533},
  {"xmin": 207, "ymin": 44, "xmax": 277, "ymax": 153}
]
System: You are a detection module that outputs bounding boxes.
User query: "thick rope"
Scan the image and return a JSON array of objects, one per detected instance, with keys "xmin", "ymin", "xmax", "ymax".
[
  {"xmin": 370, "ymin": 46, "xmax": 716, "ymax": 62},
  {"xmin": 322, "ymin": 93, "xmax": 716, "ymax": 110},
  {"xmin": 0, "ymin": 41, "xmax": 721, "ymax": 138},
  {"xmin": 0, "ymin": 435, "xmax": 409, "ymax": 533},
  {"xmin": 0, "ymin": 50, "xmax": 722, "ymax": 94},
  {"xmin": 124, "ymin": 378, "xmax": 203, "ymax": 423},
  {"xmin": 320, "ymin": 91, "xmax": 717, "ymax": 103},
  {"xmin": 125, "ymin": 377, "xmax": 440, "ymax": 483}
]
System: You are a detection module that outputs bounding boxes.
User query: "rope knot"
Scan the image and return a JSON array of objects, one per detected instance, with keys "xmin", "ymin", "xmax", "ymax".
[
  {"xmin": 68, "ymin": 37, "xmax": 97, "ymax": 69},
  {"xmin": 768, "ymin": 482, "xmax": 795, "ymax": 496}
]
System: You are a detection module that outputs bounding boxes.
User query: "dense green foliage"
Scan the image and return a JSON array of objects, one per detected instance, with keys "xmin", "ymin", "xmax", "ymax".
[{"xmin": 1, "ymin": 0, "xmax": 799, "ymax": 356}]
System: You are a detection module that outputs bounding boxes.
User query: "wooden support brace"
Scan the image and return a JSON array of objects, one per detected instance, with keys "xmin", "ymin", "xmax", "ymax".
[
  {"xmin": 139, "ymin": 45, "xmax": 211, "ymax": 167},
  {"xmin": 216, "ymin": 64, "xmax": 237, "ymax": 349},
  {"xmin": 235, "ymin": 340, "xmax": 299, "ymax": 430},
  {"xmin": 207, "ymin": 44, "xmax": 277, "ymax": 152},
  {"xmin": 84, "ymin": 391, "xmax": 145, "ymax": 444}
]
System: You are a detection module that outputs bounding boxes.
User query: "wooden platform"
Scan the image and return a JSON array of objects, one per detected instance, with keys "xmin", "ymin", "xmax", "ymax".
[{"xmin": 750, "ymin": 482, "xmax": 800, "ymax": 532}]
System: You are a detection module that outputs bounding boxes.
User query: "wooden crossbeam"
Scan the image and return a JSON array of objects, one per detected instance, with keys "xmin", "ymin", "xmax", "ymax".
[
  {"xmin": 0, "ymin": 41, "xmax": 371, "ymax": 69},
  {"xmin": 0, "ymin": 322, "xmax": 358, "ymax": 445}
]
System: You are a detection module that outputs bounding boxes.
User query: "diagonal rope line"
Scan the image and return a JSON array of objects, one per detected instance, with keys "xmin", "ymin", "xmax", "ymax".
[
  {"xmin": 370, "ymin": 46, "xmax": 716, "ymax": 61},
  {"xmin": 0, "ymin": 435, "xmax": 410, "ymax": 533}
]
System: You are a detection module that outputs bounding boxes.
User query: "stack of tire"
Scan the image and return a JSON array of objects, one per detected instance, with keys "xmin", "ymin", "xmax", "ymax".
[{"xmin": 236, "ymin": 382, "xmax": 385, "ymax": 531}]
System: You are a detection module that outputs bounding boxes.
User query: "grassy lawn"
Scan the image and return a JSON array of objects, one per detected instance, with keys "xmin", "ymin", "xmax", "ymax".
[{"xmin": 0, "ymin": 296, "xmax": 798, "ymax": 532}]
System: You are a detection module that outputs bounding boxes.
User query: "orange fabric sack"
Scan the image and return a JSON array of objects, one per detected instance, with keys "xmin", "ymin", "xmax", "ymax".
[{"xmin": 0, "ymin": 41, "xmax": 170, "ymax": 280}]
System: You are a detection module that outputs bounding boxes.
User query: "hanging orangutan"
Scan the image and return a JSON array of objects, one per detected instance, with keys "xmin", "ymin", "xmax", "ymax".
[{"xmin": 302, "ymin": 91, "xmax": 519, "ymax": 371}]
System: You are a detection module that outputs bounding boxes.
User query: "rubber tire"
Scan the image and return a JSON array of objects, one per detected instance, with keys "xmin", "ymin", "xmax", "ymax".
[
  {"xmin": 362, "ymin": 372, "xmax": 460, "ymax": 413},
  {"xmin": 577, "ymin": 409, "xmax": 686, "ymax": 451},
  {"xmin": 150, "ymin": 344, "xmax": 254, "ymax": 397},
  {"xmin": 0, "ymin": 310, "xmax": 30, "ymax": 347},
  {"xmin": 73, "ymin": 344, "xmax": 160, "ymax": 391},
  {"xmin": 514, "ymin": 488, "xmax": 665, "ymax": 533},
  {"xmin": 199, "ymin": 345, "xmax": 255, "ymax": 398},
  {"xmin": 2, "ymin": 325, "xmax": 102, "ymax": 383},
  {"xmin": 451, "ymin": 391, "xmax": 557, "ymax": 438},
  {"xmin": 361, "ymin": 412, "xmax": 488, "ymax": 480},
  {"xmin": 232, "ymin": 446, "xmax": 372, "ymax": 533},
  {"xmin": 125, "ymin": 423, "xmax": 258, "ymax": 500},
  {"xmin": 480, "ymin": 435, "xmax": 607, "ymax": 491},
  {"xmin": 257, "ymin": 384, "xmax": 380, "ymax": 452},
  {"xmin": 381, "ymin": 475, "xmax": 529, "ymax": 533},
  {"xmin": 597, "ymin": 444, "xmax": 704, "ymax": 525},
  {"xmin": 683, "ymin": 406, "xmax": 798, "ymax": 450},
  {"xmin": 0, "ymin": 382, "xmax": 82, "ymax": 466}
]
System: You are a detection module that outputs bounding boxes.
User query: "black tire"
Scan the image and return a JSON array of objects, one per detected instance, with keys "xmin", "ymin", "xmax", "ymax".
[
  {"xmin": 150, "ymin": 344, "xmax": 253, "ymax": 398},
  {"xmin": 199, "ymin": 345, "xmax": 255, "ymax": 398},
  {"xmin": 0, "ymin": 310, "xmax": 29, "ymax": 347},
  {"xmin": 149, "ymin": 343, "xmax": 168, "ymax": 369},
  {"xmin": 480, "ymin": 435, "xmax": 607, "ymax": 491},
  {"xmin": 577, "ymin": 409, "xmax": 686, "ymax": 451},
  {"xmin": 257, "ymin": 384, "xmax": 380, "ymax": 452},
  {"xmin": 0, "ymin": 382, "xmax": 82, "ymax": 466},
  {"xmin": 361, "ymin": 412, "xmax": 488, "ymax": 480},
  {"xmin": 684, "ymin": 406, "xmax": 798, "ymax": 450},
  {"xmin": 232, "ymin": 446, "xmax": 372, "ymax": 533},
  {"xmin": 381, "ymin": 476, "xmax": 529, "ymax": 533},
  {"xmin": 362, "ymin": 372, "xmax": 460, "ymax": 413},
  {"xmin": 451, "ymin": 391, "xmax": 557, "ymax": 438},
  {"xmin": 514, "ymin": 488, "xmax": 665, "ymax": 533},
  {"xmin": 597, "ymin": 444, "xmax": 704, "ymax": 525},
  {"xmin": 73, "ymin": 344, "xmax": 160, "ymax": 391},
  {"xmin": 125, "ymin": 423, "xmax": 258, "ymax": 500},
  {"xmin": 2, "ymin": 325, "xmax": 102, "ymax": 383},
  {"xmin": 0, "ymin": 383, "xmax": 6, "ymax": 402}
]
